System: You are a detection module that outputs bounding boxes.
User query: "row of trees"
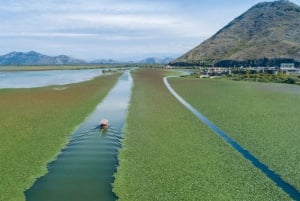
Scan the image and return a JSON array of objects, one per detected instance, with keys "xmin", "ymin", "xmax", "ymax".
[
  {"xmin": 229, "ymin": 70, "xmax": 300, "ymax": 84},
  {"xmin": 171, "ymin": 58, "xmax": 300, "ymax": 68}
]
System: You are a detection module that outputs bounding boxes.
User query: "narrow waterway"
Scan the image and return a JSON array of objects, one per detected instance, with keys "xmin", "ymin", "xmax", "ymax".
[
  {"xmin": 25, "ymin": 71, "xmax": 133, "ymax": 201},
  {"xmin": 164, "ymin": 76, "xmax": 300, "ymax": 201}
]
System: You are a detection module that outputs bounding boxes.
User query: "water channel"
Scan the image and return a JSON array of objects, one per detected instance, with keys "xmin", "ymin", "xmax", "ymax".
[
  {"xmin": 164, "ymin": 76, "xmax": 300, "ymax": 200},
  {"xmin": 25, "ymin": 71, "xmax": 133, "ymax": 201}
]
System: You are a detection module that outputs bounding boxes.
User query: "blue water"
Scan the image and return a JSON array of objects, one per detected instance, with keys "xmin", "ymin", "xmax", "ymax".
[
  {"xmin": 25, "ymin": 71, "xmax": 133, "ymax": 201},
  {"xmin": 0, "ymin": 69, "xmax": 103, "ymax": 88},
  {"xmin": 164, "ymin": 76, "xmax": 300, "ymax": 201}
]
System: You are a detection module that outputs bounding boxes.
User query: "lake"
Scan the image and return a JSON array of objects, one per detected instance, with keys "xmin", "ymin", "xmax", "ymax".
[{"xmin": 0, "ymin": 69, "xmax": 103, "ymax": 89}]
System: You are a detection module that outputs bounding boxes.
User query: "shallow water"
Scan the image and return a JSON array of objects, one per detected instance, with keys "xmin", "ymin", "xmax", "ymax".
[
  {"xmin": 25, "ymin": 71, "xmax": 132, "ymax": 201},
  {"xmin": 0, "ymin": 69, "xmax": 103, "ymax": 88},
  {"xmin": 164, "ymin": 76, "xmax": 300, "ymax": 200}
]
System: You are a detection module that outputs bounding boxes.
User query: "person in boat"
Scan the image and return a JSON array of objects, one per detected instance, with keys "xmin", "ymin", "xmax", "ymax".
[{"xmin": 100, "ymin": 119, "xmax": 109, "ymax": 130}]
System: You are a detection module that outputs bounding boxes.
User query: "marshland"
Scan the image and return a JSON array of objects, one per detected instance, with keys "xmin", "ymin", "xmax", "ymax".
[
  {"xmin": 2, "ymin": 0, "xmax": 300, "ymax": 200},
  {"xmin": 2, "ymin": 67, "xmax": 300, "ymax": 200}
]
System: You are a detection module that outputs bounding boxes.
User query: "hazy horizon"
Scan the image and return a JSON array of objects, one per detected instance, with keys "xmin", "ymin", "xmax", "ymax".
[{"xmin": 1, "ymin": 0, "xmax": 300, "ymax": 60}]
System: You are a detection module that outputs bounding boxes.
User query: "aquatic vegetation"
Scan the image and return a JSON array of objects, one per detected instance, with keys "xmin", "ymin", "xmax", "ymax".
[
  {"xmin": 25, "ymin": 71, "xmax": 132, "ymax": 201},
  {"xmin": 169, "ymin": 78, "xmax": 300, "ymax": 192},
  {"xmin": 113, "ymin": 70, "xmax": 290, "ymax": 200},
  {"xmin": 0, "ymin": 73, "xmax": 120, "ymax": 201}
]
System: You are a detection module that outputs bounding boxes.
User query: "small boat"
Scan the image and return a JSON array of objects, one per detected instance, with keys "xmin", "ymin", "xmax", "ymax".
[{"xmin": 100, "ymin": 119, "xmax": 109, "ymax": 130}]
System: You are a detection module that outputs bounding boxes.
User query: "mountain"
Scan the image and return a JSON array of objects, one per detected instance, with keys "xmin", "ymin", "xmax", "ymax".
[
  {"xmin": 0, "ymin": 51, "xmax": 175, "ymax": 66},
  {"xmin": 0, "ymin": 51, "xmax": 86, "ymax": 65},
  {"xmin": 139, "ymin": 57, "xmax": 174, "ymax": 64},
  {"xmin": 90, "ymin": 57, "xmax": 174, "ymax": 64},
  {"xmin": 172, "ymin": 0, "xmax": 300, "ymax": 67},
  {"xmin": 90, "ymin": 59, "xmax": 121, "ymax": 64}
]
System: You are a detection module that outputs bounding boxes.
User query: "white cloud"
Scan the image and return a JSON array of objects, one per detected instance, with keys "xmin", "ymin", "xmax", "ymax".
[
  {"xmin": 0, "ymin": 0, "xmax": 217, "ymax": 59},
  {"xmin": 4, "ymin": 0, "xmax": 296, "ymax": 59},
  {"xmin": 1, "ymin": 0, "xmax": 182, "ymax": 35}
]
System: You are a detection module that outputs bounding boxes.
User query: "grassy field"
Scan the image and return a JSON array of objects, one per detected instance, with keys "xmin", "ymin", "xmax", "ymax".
[
  {"xmin": 113, "ymin": 69, "xmax": 290, "ymax": 201},
  {"xmin": 0, "ymin": 73, "xmax": 121, "ymax": 201},
  {"xmin": 169, "ymin": 78, "xmax": 300, "ymax": 192}
]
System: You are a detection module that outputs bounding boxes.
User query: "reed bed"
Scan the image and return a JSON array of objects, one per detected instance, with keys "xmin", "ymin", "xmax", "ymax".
[
  {"xmin": 0, "ymin": 73, "xmax": 120, "ymax": 201},
  {"xmin": 113, "ymin": 70, "xmax": 290, "ymax": 201}
]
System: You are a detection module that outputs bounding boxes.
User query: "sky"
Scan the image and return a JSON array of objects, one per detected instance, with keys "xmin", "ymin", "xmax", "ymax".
[{"xmin": 1, "ymin": 0, "xmax": 300, "ymax": 61}]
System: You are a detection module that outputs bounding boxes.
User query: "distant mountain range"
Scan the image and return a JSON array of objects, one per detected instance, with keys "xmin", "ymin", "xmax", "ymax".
[
  {"xmin": 90, "ymin": 59, "xmax": 121, "ymax": 64},
  {"xmin": 0, "ymin": 51, "xmax": 86, "ymax": 65},
  {"xmin": 138, "ymin": 57, "xmax": 174, "ymax": 64},
  {"xmin": 172, "ymin": 0, "xmax": 300, "ymax": 67},
  {"xmin": 91, "ymin": 57, "xmax": 173, "ymax": 64},
  {"xmin": 0, "ymin": 51, "xmax": 173, "ymax": 65}
]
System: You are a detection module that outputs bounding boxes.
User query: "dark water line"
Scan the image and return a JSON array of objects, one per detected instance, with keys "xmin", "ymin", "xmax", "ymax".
[
  {"xmin": 25, "ymin": 71, "xmax": 133, "ymax": 201},
  {"xmin": 164, "ymin": 76, "xmax": 300, "ymax": 201}
]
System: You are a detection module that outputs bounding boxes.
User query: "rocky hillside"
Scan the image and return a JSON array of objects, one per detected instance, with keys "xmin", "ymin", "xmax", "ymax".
[
  {"xmin": 172, "ymin": 0, "xmax": 300, "ymax": 67},
  {"xmin": 0, "ymin": 51, "xmax": 86, "ymax": 65}
]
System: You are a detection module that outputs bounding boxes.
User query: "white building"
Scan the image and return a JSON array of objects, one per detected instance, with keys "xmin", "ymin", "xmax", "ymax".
[
  {"xmin": 280, "ymin": 63, "xmax": 299, "ymax": 74},
  {"xmin": 280, "ymin": 63, "xmax": 295, "ymax": 69}
]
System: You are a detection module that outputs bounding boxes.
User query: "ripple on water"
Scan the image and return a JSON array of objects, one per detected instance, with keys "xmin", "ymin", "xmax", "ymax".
[{"xmin": 25, "ymin": 71, "xmax": 133, "ymax": 201}]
